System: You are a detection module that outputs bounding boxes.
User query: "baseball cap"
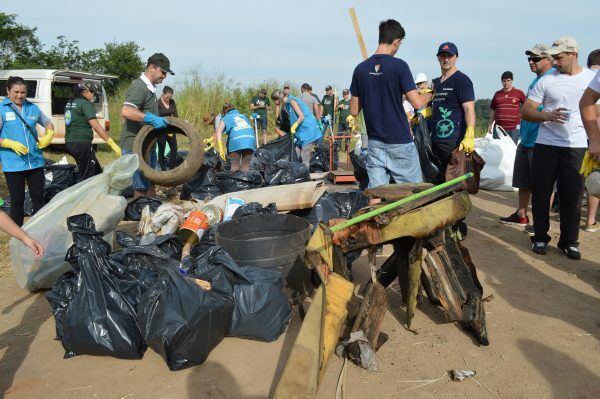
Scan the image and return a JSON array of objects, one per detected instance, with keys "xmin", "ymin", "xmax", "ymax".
[
  {"xmin": 546, "ymin": 36, "xmax": 579, "ymax": 55},
  {"xmin": 325, "ymin": 85, "xmax": 332, "ymax": 90},
  {"xmin": 342, "ymin": 89, "xmax": 349, "ymax": 94},
  {"xmin": 147, "ymin": 53, "xmax": 175, "ymax": 75},
  {"xmin": 437, "ymin": 42, "xmax": 458, "ymax": 56},
  {"xmin": 79, "ymin": 80, "xmax": 100, "ymax": 93},
  {"xmin": 525, "ymin": 43, "xmax": 549, "ymax": 56},
  {"xmin": 414, "ymin": 72, "xmax": 428, "ymax": 84}
]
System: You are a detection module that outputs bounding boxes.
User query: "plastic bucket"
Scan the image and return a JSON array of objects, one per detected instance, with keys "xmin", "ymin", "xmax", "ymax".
[{"xmin": 216, "ymin": 213, "xmax": 313, "ymax": 302}]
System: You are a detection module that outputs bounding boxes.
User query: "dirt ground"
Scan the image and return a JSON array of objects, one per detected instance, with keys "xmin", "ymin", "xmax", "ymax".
[{"xmin": 1, "ymin": 189, "xmax": 599, "ymax": 399}]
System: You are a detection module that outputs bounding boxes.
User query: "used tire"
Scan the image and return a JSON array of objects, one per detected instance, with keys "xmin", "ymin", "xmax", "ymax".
[{"xmin": 133, "ymin": 117, "xmax": 204, "ymax": 186}]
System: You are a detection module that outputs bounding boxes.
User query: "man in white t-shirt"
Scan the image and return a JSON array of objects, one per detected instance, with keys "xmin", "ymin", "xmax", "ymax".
[{"xmin": 522, "ymin": 36, "xmax": 595, "ymax": 260}]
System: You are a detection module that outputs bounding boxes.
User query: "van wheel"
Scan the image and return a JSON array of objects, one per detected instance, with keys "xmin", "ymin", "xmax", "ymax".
[{"xmin": 133, "ymin": 117, "xmax": 204, "ymax": 186}]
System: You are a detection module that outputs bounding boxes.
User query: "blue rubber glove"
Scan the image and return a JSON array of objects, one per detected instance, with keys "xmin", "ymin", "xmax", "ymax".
[{"xmin": 143, "ymin": 112, "xmax": 169, "ymax": 129}]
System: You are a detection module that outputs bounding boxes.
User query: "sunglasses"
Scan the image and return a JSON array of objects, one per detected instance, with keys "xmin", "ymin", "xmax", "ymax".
[{"xmin": 528, "ymin": 57, "xmax": 544, "ymax": 63}]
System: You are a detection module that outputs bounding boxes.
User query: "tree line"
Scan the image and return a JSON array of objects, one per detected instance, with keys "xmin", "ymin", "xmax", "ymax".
[{"xmin": 0, "ymin": 12, "xmax": 144, "ymax": 94}]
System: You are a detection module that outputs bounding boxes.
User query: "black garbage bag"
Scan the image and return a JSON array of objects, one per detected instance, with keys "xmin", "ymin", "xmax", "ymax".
[
  {"xmin": 190, "ymin": 224, "xmax": 218, "ymax": 258},
  {"xmin": 232, "ymin": 202, "xmax": 278, "ymax": 219},
  {"xmin": 125, "ymin": 196, "xmax": 163, "ymax": 221},
  {"xmin": 309, "ymin": 143, "xmax": 330, "ymax": 173},
  {"xmin": 216, "ymin": 170, "xmax": 263, "ymax": 193},
  {"xmin": 46, "ymin": 214, "xmax": 146, "ymax": 359},
  {"xmin": 350, "ymin": 151, "xmax": 369, "ymax": 190},
  {"xmin": 229, "ymin": 266, "xmax": 292, "ymax": 341},
  {"xmin": 116, "ymin": 231, "xmax": 182, "ymax": 260},
  {"xmin": 290, "ymin": 191, "xmax": 369, "ymax": 227},
  {"xmin": 256, "ymin": 135, "xmax": 298, "ymax": 163},
  {"xmin": 180, "ymin": 165, "xmax": 222, "ymax": 201},
  {"xmin": 264, "ymin": 160, "xmax": 310, "ymax": 185},
  {"xmin": 179, "ymin": 246, "xmax": 250, "ymax": 296},
  {"xmin": 138, "ymin": 262, "xmax": 234, "ymax": 371},
  {"xmin": 2, "ymin": 192, "xmax": 34, "ymax": 216},
  {"xmin": 44, "ymin": 164, "xmax": 78, "ymax": 202},
  {"xmin": 45, "ymin": 270, "xmax": 78, "ymax": 341},
  {"xmin": 412, "ymin": 115, "xmax": 441, "ymax": 183}
]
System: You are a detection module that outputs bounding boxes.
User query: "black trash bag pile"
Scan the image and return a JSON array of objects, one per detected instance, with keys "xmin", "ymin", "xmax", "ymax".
[
  {"xmin": 251, "ymin": 135, "xmax": 298, "ymax": 167},
  {"xmin": 350, "ymin": 151, "xmax": 369, "ymax": 190},
  {"xmin": 45, "ymin": 214, "xmax": 147, "ymax": 359},
  {"xmin": 124, "ymin": 196, "xmax": 163, "ymax": 221},
  {"xmin": 412, "ymin": 115, "xmax": 441, "ymax": 183},
  {"xmin": 180, "ymin": 150, "xmax": 223, "ymax": 201},
  {"xmin": 116, "ymin": 231, "xmax": 182, "ymax": 260},
  {"xmin": 309, "ymin": 143, "xmax": 330, "ymax": 173},
  {"xmin": 190, "ymin": 224, "xmax": 218, "ymax": 258},
  {"xmin": 291, "ymin": 190, "xmax": 369, "ymax": 227},
  {"xmin": 232, "ymin": 202, "xmax": 278, "ymax": 219},
  {"xmin": 216, "ymin": 170, "xmax": 263, "ymax": 193},
  {"xmin": 230, "ymin": 266, "xmax": 292, "ymax": 341},
  {"xmin": 264, "ymin": 160, "xmax": 310, "ymax": 185}
]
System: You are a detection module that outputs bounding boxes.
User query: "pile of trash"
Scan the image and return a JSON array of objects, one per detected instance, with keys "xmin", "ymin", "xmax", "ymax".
[{"xmin": 46, "ymin": 213, "xmax": 293, "ymax": 370}]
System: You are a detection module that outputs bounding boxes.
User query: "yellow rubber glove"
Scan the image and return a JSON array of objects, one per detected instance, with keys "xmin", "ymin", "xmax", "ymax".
[
  {"xmin": 346, "ymin": 115, "xmax": 358, "ymax": 133},
  {"xmin": 290, "ymin": 122, "xmax": 299, "ymax": 135},
  {"xmin": 580, "ymin": 151, "xmax": 600, "ymax": 177},
  {"xmin": 1, "ymin": 138, "xmax": 28, "ymax": 156},
  {"xmin": 217, "ymin": 139, "xmax": 227, "ymax": 160},
  {"xmin": 106, "ymin": 138, "xmax": 122, "ymax": 157},
  {"xmin": 203, "ymin": 136, "xmax": 214, "ymax": 150},
  {"xmin": 418, "ymin": 88, "xmax": 433, "ymax": 94},
  {"xmin": 37, "ymin": 129, "xmax": 55, "ymax": 149},
  {"xmin": 458, "ymin": 126, "xmax": 475, "ymax": 153}
]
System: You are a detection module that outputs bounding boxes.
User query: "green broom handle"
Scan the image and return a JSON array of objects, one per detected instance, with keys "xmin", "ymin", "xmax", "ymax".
[{"xmin": 329, "ymin": 173, "xmax": 473, "ymax": 233}]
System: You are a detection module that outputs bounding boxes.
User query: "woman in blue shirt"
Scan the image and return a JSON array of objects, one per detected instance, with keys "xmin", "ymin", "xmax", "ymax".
[
  {"xmin": 284, "ymin": 94, "xmax": 322, "ymax": 167},
  {"xmin": 0, "ymin": 76, "xmax": 55, "ymax": 226},
  {"xmin": 215, "ymin": 103, "xmax": 257, "ymax": 172}
]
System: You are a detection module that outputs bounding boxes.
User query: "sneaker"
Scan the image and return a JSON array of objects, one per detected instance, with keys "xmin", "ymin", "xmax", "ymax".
[
  {"xmin": 500, "ymin": 212, "xmax": 529, "ymax": 227},
  {"xmin": 585, "ymin": 222, "xmax": 600, "ymax": 233},
  {"xmin": 557, "ymin": 244, "xmax": 581, "ymax": 260},
  {"xmin": 531, "ymin": 241, "xmax": 547, "ymax": 255},
  {"xmin": 523, "ymin": 225, "xmax": 535, "ymax": 236}
]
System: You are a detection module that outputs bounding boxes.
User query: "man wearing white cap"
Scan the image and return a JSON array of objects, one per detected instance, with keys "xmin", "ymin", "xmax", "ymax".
[{"xmin": 522, "ymin": 36, "xmax": 596, "ymax": 259}]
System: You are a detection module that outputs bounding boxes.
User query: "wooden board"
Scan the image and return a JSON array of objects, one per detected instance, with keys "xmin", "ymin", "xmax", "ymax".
[{"xmin": 208, "ymin": 181, "xmax": 326, "ymax": 212}]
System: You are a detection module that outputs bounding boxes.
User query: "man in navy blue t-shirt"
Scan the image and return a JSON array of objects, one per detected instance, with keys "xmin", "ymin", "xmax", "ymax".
[
  {"xmin": 430, "ymin": 42, "xmax": 476, "ymax": 183},
  {"xmin": 350, "ymin": 19, "xmax": 432, "ymax": 188}
]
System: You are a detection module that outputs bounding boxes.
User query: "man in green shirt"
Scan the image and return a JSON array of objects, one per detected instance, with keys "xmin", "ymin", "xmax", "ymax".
[
  {"xmin": 337, "ymin": 89, "xmax": 352, "ymax": 150},
  {"xmin": 121, "ymin": 52, "xmax": 174, "ymax": 198},
  {"xmin": 250, "ymin": 89, "xmax": 270, "ymax": 145},
  {"xmin": 321, "ymin": 85, "xmax": 338, "ymax": 123}
]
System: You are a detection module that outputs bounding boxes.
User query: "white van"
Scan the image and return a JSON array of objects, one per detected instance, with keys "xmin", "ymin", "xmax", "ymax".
[{"xmin": 0, "ymin": 69, "xmax": 117, "ymax": 144}]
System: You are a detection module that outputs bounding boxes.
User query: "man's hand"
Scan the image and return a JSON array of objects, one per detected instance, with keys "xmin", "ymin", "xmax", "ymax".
[
  {"xmin": 1, "ymin": 138, "xmax": 28, "ymax": 155},
  {"xmin": 458, "ymin": 126, "xmax": 475, "ymax": 153},
  {"xmin": 37, "ymin": 129, "xmax": 55, "ymax": 149},
  {"xmin": 580, "ymin": 151, "xmax": 600, "ymax": 176},
  {"xmin": 589, "ymin": 140, "xmax": 600, "ymax": 162},
  {"xmin": 544, "ymin": 108, "xmax": 569, "ymax": 124},
  {"xmin": 143, "ymin": 112, "xmax": 169, "ymax": 129}
]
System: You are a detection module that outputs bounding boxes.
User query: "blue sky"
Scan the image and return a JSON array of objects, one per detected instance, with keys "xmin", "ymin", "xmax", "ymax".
[{"xmin": 4, "ymin": 0, "xmax": 599, "ymax": 99}]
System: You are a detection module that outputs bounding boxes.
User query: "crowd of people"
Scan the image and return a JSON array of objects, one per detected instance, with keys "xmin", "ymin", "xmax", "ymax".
[{"xmin": 1, "ymin": 20, "xmax": 599, "ymax": 263}]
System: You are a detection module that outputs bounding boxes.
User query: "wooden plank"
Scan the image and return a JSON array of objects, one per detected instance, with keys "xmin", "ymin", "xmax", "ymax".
[
  {"xmin": 208, "ymin": 181, "xmax": 326, "ymax": 212},
  {"xmin": 365, "ymin": 183, "xmax": 435, "ymax": 200},
  {"xmin": 349, "ymin": 8, "xmax": 368, "ymax": 60}
]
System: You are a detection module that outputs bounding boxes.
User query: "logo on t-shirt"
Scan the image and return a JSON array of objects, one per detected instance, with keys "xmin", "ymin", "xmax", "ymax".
[
  {"xmin": 65, "ymin": 110, "xmax": 72, "ymax": 126},
  {"xmin": 370, "ymin": 64, "xmax": 383, "ymax": 76},
  {"xmin": 436, "ymin": 107, "xmax": 455, "ymax": 138}
]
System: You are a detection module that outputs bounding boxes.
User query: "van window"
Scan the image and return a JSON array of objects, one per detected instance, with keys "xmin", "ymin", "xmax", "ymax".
[
  {"xmin": 0, "ymin": 79, "xmax": 38, "ymax": 98},
  {"xmin": 51, "ymin": 82, "xmax": 103, "ymax": 116}
]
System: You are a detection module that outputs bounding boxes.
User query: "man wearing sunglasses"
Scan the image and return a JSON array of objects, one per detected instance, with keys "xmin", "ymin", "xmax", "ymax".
[
  {"xmin": 522, "ymin": 37, "xmax": 596, "ymax": 259},
  {"xmin": 500, "ymin": 44, "xmax": 555, "ymax": 229}
]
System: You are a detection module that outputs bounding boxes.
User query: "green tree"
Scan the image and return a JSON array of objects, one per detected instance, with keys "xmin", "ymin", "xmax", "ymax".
[
  {"xmin": 475, "ymin": 98, "xmax": 491, "ymax": 136},
  {"xmin": 97, "ymin": 41, "xmax": 144, "ymax": 94},
  {"xmin": 37, "ymin": 35, "xmax": 101, "ymax": 71},
  {"xmin": 0, "ymin": 12, "xmax": 43, "ymax": 69}
]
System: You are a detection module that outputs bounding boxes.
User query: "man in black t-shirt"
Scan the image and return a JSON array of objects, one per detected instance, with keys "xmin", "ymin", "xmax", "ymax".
[{"xmin": 430, "ymin": 42, "xmax": 476, "ymax": 181}]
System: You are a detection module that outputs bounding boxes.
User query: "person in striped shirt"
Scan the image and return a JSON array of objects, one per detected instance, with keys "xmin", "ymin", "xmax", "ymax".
[{"xmin": 488, "ymin": 71, "xmax": 526, "ymax": 144}]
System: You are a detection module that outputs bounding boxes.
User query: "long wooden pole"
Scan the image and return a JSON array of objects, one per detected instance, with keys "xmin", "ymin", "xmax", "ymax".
[{"xmin": 349, "ymin": 8, "xmax": 368, "ymax": 61}]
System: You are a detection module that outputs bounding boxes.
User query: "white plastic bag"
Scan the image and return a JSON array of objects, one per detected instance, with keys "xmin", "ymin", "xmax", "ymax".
[
  {"xmin": 474, "ymin": 125, "xmax": 517, "ymax": 191},
  {"xmin": 10, "ymin": 154, "xmax": 139, "ymax": 291}
]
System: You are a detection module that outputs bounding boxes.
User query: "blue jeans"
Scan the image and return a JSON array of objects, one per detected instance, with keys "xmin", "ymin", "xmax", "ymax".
[
  {"xmin": 122, "ymin": 148, "xmax": 157, "ymax": 191},
  {"xmin": 366, "ymin": 139, "xmax": 423, "ymax": 188}
]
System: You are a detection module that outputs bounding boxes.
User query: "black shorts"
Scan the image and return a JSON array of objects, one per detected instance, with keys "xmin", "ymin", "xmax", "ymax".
[{"xmin": 512, "ymin": 144, "xmax": 533, "ymax": 189}]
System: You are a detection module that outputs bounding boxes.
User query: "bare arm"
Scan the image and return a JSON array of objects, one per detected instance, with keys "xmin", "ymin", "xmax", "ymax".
[
  {"xmin": 488, "ymin": 109, "xmax": 496, "ymax": 131},
  {"xmin": 121, "ymin": 105, "xmax": 146, "ymax": 122},
  {"xmin": 522, "ymin": 98, "xmax": 566, "ymax": 123},
  {"xmin": 462, "ymin": 101, "xmax": 476, "ymax": 128},
  {"xmin": 313, "ymin": 101, "xmax": 321, "ymax": 119},
  {"xmin": 405, "ymin": 89, "xmax": 432, "ymax": 110},
  {"xmin": 580, "ymin": 88, "xmax": 600, "ymax": 158},
  {"xmin": 0, "ymin": 212, "xmax": 43, "ymax": 258},
  {"xmin": 215, "ymin": 120, "xmax": 225, "ymax": 143},
  {"xmin": 350, "ymin": 96, "xmax": 361, "ymax": 117},
  {"xmin": 290, "ymin": 100, "xmax": 304, "ymax": 125},
  {"xmin": 88, "ymin": 119, "xmax": 111, "ymax": 142}
]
